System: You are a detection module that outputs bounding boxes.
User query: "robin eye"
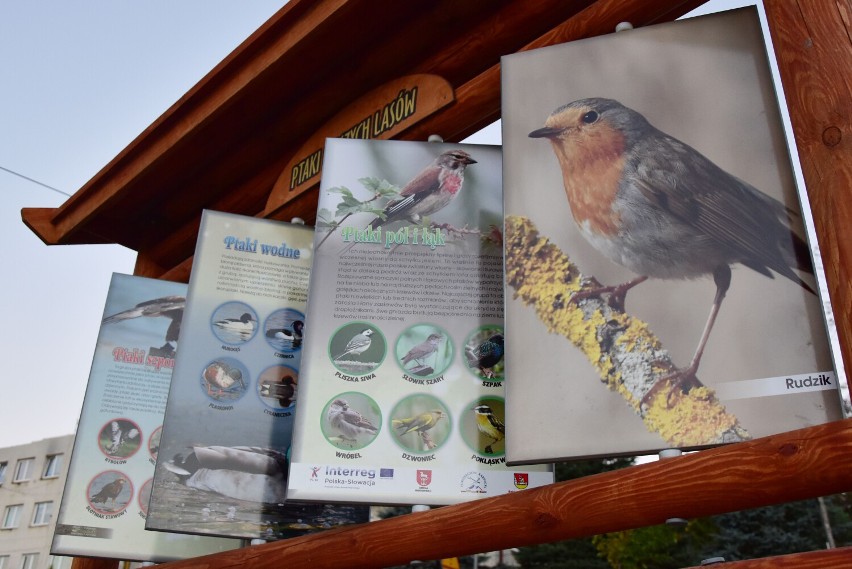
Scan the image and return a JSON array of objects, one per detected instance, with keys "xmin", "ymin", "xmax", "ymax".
[{"xmin": 582, "ymin": 111, "xmax": 599, "ymax": 124}]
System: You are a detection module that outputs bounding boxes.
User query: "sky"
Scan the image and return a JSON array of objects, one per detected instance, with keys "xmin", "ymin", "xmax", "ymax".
[{"xmin": 0, "ymin": 0, "xmax": 749, "ymax": 450}]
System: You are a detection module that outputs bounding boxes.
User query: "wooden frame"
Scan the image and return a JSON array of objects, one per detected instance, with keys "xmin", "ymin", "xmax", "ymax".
[{"xmin": 39, "ymin": 0, "xmax": 852, "ymax": 566}]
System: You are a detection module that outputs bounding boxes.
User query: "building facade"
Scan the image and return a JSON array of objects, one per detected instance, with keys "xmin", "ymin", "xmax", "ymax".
[{"xmin": 0, "ymin": 435, "xmax": 74, "ymax": 569}]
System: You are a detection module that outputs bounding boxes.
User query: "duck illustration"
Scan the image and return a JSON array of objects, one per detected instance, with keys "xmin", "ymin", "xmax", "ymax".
[
  {"xmin": 102, "ymin": 295, "xmax": 185, "ymax": 357},
  {"xmin": 214, "ymin": 312, "xmax": 256, "ymax": 333},
  {"xmin": 163, "ymin": 446, "xmax": 288, "ymax": 503}
]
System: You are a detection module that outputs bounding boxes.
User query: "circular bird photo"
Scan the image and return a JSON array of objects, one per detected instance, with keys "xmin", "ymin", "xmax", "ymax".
[
  {"xmin": 328, "ymin": 321, "xmax": 386, "ymax": 377},
  {"xmin": 395, "ymin": 324, "xmax": 454, "ymax": 379},
  {"xmin": 210, "ymin": 301, "xmax": 258, "ymax": 344},
  {"xmin": 97, "ymin": 418, "xmax": 142, "ymax": 459},
  {"xmin": 87, "ymin": 470, "xmax": 133, "ymax": 515},
  {"xmin": 263, "ymin": 308, "xmax": 305, "ymax": 352},
  {"xmin": 462, "ymin": 326, "xmax": 504, "ymax": 381},
  {"xmin": 390, "ymin": 394, "xmax": 451, "ymax": 454},
  {"xmin": 148, "ymin": 425, "xmax": 162, "ymax": 461},
  {"xmin": 257, "ymin": 365, "xmax": 298, "ymax": 409},
  {"xmin": 138, "ymin": 478, "xmax": 153, "ymax": 517},
  {"xmin": 321, "ymin": 392, "xmax": 382, "ymax": 450},
  {"xmin": 460, "ymin": 396, "xmax": 506, "ymax": 456},
  {"xmin": 200, "ymin": 357, "xmax": 250, "ymax": 402}
]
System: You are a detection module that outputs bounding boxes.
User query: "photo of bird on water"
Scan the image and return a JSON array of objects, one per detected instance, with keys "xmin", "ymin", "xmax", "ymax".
[
  {"xmin": 257, "ymin": 365, "xmax": 298, "ymax": 409},
  {"xmin": 322, "ymin": 394, "xmax": 382, "ymax": 450},
  {"xmin": 390, "ymin": 394, "xmax": 451, "ymax": 453},
  {"xmin": 264, "ymin": 308, "xmax": 305, "ymax": 352},
  {"xmin": 463, "ymin": 326, "xmax": 504, "ymax": 381},
  {"xmin": 395, "ymin": 324, "xmax": 453, "ymax": 378},
  {"xmin": 87, "ymin": 471, "xmax": 133, "ymax": 514},
  {"xmin": 501, "ymin": 8, "xmax": 840, "ymax": 459},
  {"xmin": 329, "ymin": 322, "xmax": 386, "ymax": 376},
  {"xmin": 210, "ymin": 301, "xmax": 258, "ymax": 344}
]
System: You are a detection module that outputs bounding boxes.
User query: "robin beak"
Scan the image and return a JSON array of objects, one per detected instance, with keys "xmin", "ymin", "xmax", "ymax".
[{"xmin": 529, "ymin": 126, "xmax": 565, "ymax": 139}]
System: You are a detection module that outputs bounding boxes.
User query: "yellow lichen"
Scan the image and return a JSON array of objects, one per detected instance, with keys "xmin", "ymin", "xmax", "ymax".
[{"xmin": 505, "ymin": 215, "xmax": 750, "ymax": 447}]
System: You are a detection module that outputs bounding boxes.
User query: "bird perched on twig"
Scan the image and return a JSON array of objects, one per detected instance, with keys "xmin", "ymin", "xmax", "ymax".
[
  {"xmin": 401, "ymin": 332, "xmax": 444, "ymax": 373},
  {"xmin": 102, "ymin": 295, "xmax": 185, "ymax": 356},
  {"xmin": 334, "ymin": 328, "xmax": 373, "ymax": 361},
  {"xmin": 392, "ymin": 410, "xmax": 446, "ymax": 435},
  {"xmin": 529, "ymin": 97, "xmax": 815, "ymax": 407},
  {"xmin": 326, "ymin": 398, "xmax": 379, "ymax": 446},
  {"xmin": 465, "ymin": 333, "xmax": 504, "ymax": 378},
  {"xmin": 368, "ymin": 149, "xmax": 477, "ymax": 229},
  {"xmin": 472, "ymin": 404, "xmax": 505, "ymax": 454}
]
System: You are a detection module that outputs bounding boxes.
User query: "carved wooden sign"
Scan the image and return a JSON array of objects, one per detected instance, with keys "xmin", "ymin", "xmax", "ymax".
[{"xmin": 265, "ymin": 74, "xmax": 454, "ymax": 215}]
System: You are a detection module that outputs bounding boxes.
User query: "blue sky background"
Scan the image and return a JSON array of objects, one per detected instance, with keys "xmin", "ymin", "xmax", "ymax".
[{"xmin": 1, "ymin": 1, "xmax": 744, "ymax": 449}]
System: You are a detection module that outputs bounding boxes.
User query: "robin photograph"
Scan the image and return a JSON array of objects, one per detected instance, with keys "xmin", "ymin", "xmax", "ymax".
[{"xmin": 501, "ymin": 7, "xmax": 841, "ymax": 462}]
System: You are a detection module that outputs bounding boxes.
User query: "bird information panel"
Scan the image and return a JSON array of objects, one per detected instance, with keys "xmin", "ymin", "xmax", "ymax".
[
  {"xmin": 288, "ymin": 138, "xmax": 552, "ymax": 505},
  {"xmin": 501, "ymin": 7, "xmax": 847, "ymax": 463},
  {"xmin": 52, "ymin": 273, "xmax": 239, "ymax": 561},
  {"xmin": 146, "ymin": 210, "xmax": 368, "ymax": 539}
]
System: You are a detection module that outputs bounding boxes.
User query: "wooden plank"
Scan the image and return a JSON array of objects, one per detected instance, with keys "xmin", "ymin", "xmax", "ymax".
[
  {"xmin": 684, "ymin": 547, "xmax": 852, "ymax": 568},
  {"xmin": 764, "ymin": 0, "xmax": 852, "ymax": 381},
  {"xmin": 151, "ymin": 419, "xmax": 852, "ymax": 569}
]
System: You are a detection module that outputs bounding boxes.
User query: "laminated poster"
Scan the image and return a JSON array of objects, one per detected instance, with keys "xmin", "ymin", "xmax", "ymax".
[
  {"xmin": 288, "ymin": 138, "xmax": 553, "ymax": 505},
  {"xmin": 146, "ymin": 210, "xmax": 368, "ymax": 539},
  {"xmin": 501, "ymin": 7, "xmax": 847, "ymax": 463},
  {"xmin": 52, "ymin": 273, "xmax": 238, "ymax": 562}
]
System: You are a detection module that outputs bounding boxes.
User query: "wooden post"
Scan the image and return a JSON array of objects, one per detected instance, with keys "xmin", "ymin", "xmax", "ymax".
[{"xmin": 764, "ymin": 0, "xmax": 852, "ymax": 377}]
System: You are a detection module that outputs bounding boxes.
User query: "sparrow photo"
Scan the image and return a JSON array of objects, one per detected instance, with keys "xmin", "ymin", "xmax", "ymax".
[{"xmin": 502, "ymin": 7, "xmax": 842, "ymax": 462}]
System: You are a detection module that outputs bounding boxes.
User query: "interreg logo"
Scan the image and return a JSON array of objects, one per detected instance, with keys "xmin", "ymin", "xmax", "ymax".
[{"xmin": 322, "ymin": 466, "xmax": 378, "ymax": 488}]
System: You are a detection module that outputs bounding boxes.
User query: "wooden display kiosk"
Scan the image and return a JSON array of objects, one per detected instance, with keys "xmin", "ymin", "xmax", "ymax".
[{"xmin": 23, "ymin": 1, "xmax": 852, "ymax": 566}]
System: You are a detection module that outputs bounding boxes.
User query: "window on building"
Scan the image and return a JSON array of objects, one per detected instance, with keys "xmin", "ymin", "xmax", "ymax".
[
  {"xmin": 42, "ymin": 454, "xmax": 63, "ymax": 478},
  {"xmin": 19, "ymin": 554, "xmax": 37, "ymax": 569},
  {"xmin": 31, "ymin": 502, "xmax": 53, "ymax": 526},
  {"xmin": 2, "ymin": 504, "xmax": 22, "ymax": 529},
  {"xmin": 0, "ymin": 462, "xmax": 7, "ymax": 484},
  {"xmin": 0, "ymin": 555, "xmax": 9, "ymax": 569},
  {"xmin": 12, "ymin": 458, "xmax": 34, "ymax": 482}
]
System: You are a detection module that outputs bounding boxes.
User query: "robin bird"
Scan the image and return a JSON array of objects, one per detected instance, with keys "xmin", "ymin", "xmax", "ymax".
[
  {"xmin": 472, "ymin": 404, "xmax": 505, "ymax": 454},
  {"xmin": 327, "ymin": 398, "xmax": 379, "ymax": 444},
  {"xmin": 367, "ymin": 149, "xmax": 477, "ymax": 229},
  {"xmin": 529, "ymin": 97, "xmax": 814, "ymax": 406},
  {"xmin": 333, "ymin": 328, "xmax": 374, "ymax": 361}
]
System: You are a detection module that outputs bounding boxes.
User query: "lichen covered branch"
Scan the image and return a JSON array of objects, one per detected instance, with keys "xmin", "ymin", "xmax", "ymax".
[{"xmin": 505, "ymin": 215, "xmax": 750, "ymax": 447}]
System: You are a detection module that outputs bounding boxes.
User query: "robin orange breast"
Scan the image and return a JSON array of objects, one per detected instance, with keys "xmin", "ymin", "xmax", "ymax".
[{"xmin": 529, "ymin": 97, "xmax": 815, "ymax": 406}]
